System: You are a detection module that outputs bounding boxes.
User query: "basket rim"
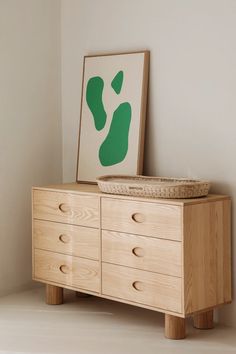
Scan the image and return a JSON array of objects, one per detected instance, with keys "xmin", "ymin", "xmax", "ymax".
[{"xmin": 96, "ymin": 174, "xmax": 210, "ymax": 187}]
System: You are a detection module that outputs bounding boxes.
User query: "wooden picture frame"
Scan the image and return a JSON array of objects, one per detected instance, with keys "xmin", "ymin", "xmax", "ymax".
[{"xmin": 76, "ymin": 50, "xmax": 149, "ymax": 183}]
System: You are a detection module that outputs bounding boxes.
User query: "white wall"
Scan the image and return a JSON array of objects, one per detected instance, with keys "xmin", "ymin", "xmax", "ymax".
[
  {"xmin": 61, "ymin": 0, "xmax": 236, "ymax": 326},
  {"xmin": 0, "ymin": 0, "xmax": 62, "ymax": 296}
]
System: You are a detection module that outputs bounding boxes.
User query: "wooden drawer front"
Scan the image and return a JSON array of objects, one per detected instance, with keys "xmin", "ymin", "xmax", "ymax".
[
  {"xmin": 33, "ymin": 190, "xmax": 99, "ymax": 228},
  {"xmin": 34, "ymin": 249, "xmax": 100, "ymax": 292},
  {"xmin": 102, "ymin": 230, "xmax": 182, "ymax": 277},
  {"xmin": 102, "ymin": 263, "xmax": 182, "ymax": 313},
  {"xmin": 33, "ymin": 220, "xmax": 99, "ymax": 260},
  {"xmin": 102, "ymin": 198, "xmax": 182, "ymax": 241}
]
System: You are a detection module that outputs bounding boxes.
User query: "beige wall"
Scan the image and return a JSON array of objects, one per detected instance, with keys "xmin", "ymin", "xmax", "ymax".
[
  {"xmin": 0, "ymin": 0, "xmax": 62, "ymax": 295},
  {"xmin": 61, "ymin": 0, "xmax": 236, "ymax": 326}
]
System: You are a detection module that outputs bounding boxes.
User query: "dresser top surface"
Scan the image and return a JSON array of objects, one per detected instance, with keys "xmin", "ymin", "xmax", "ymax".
[{"xmin": 32, "ymin": 183, "xmax": 230, "ymax": 206}]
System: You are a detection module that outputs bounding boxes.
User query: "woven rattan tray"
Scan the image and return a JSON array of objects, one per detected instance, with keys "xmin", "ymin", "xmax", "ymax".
[{"xmin": 96, "ymin": 175, "xmax": 210, "ymax": 199}]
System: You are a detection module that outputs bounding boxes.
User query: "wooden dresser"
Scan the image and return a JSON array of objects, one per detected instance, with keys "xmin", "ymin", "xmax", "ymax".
[{"xmin": 32, "ymin": 183, "xmax": 231, "ymax": 339}]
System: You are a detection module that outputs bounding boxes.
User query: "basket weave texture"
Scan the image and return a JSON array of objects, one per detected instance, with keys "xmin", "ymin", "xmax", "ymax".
[{"xmin": 96, "ymin": 175, "xmax": 210, "ymax": 199}]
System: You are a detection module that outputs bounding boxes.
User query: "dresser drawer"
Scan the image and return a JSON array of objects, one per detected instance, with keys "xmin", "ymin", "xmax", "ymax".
[
  {"xmin": 33, "ymin": 220, "xmax": 99, "ymax": 260},
  {"xmin": 102, "ymin": 263, "xmax": 182, "ymax": 313},
  {"xmin": 33, "ymin": 190, "xmax": 99, "ymax": 228},
  {"xmin": 102, "ymin": 198, "xmax": 182, "ymax": 241},
  {"xmin": 102, "ymin": 230, "xmax": 182, "ymax": 277},
  {"xmin": 34, "ymin": 249, "xmax": 100, "ymax": 292}
]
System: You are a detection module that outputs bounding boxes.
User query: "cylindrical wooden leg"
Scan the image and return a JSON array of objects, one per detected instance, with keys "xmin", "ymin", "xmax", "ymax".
[
  {"xmin": 193, "ymin": 310, "xmax": 214, "ymax": 329},
  {"xmin": 46, "ymin": 284, "xmax": 63, "ymax": 305},
  {"xmin": 76, "ymin": 291, "xmax": 91, "ymax": 298},
  {"xmin": 165, "ymin": 314, "xmax": 186, "ymax": 340}
]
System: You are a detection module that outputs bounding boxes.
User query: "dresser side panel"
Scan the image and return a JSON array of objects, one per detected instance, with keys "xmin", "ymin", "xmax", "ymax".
[
  {"xmin": 183, "ymin": 200, "xmax": 231, "ymax": 315},
  {"xmin": 32, "ymin": 188, "xmax": 35, "ymax": 278}
]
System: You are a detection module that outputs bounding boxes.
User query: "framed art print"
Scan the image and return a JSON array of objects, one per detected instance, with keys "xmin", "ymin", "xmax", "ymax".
[{"xmin": 76, "ymin": 51, "xmax": 149, "ymax": 183}]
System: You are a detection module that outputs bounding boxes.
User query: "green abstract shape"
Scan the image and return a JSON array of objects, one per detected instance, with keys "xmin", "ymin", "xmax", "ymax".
[
  {"xmin": 111, "ymin": 71, "xmax": 124, "ymax": 94},
  {"xmin": 99, "ymin": 102, "xmax": 131, "ymax": 166},
  {"xmin": 86, "ymin": 76, "xmax": 107, "ymax": 131}
]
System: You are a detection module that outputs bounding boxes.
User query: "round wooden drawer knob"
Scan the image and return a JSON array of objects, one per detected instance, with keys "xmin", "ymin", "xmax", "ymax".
[
  {"xmin": 132, "ymin": 247, "xmax": 145, "ymax": 257},
  {"xmin": 59, "ymin": 265, "xmax": 70, "ymax": 274},
  {"xmin": 58, "ymin": 203, "xmax": 70, "ymax": 213},
  {"xmin": 132, "ymin": 281, "xmax": 144, "ymax": 291},
  {"xmin": 131, "ymin": 213, "xmax": 145, "ymax": 223},
  {"xmin": 59, "ymin": 234, "xmax": 70, "ymax": 244}
]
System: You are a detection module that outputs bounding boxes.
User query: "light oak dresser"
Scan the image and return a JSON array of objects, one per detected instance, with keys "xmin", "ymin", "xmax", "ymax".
[{"xmin": 32, "ymin": 183, "xmax": 231, "ymax": 339}]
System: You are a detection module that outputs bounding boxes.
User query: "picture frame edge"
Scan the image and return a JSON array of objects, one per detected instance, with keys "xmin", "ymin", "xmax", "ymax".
[
  {"xmin": 76, "ymin": 55, "xmax": 86, "ymax": 183},
  {"xmin": 136, "ymin": 50, "xmax": 150, "ymax": 176},
  {"xmin": 76, "ymin": 50, "xmax": 150, "ymax": 184}
]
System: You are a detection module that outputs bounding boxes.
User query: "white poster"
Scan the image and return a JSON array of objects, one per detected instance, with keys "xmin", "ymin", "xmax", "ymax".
[{"xmin": 77, "ymin": 51, "xmax": 149, "ymax": 183}]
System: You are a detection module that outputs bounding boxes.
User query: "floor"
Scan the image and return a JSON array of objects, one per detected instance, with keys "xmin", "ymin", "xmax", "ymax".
[{"xmin": 0, "ymin": 288, "xmax": 235, "ymax": 354}]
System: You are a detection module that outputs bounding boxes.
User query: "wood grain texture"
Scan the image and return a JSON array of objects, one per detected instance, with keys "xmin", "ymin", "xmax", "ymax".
[
  {"xmin": 46, "ymin": 284, "xmax": 63, "ymax": 305},
  {"xmin": 102, "ymin": 198, "xmax": 182, "ymax": 241},
  {"xmin": 33, "ymin": 184, "xmax": 229, "ymax": 206},
  {"xmin": 31, "ymin": 191, "xmax": 35, "ymax": 278},
  {"xmin": 34, "ymin": 184, "xmax": 100, "ymax": 194},
  {"xmin": 193, "ymin": 310, "xmax": 214, "ymax": 329},
  {"xmin": 102, "ymin": 263, "xmax": 182, "ymax": 313},
  {"xmin": 183, "ymin": 199, "xmax": 231, "ymax": 315},
  {"xmin": 32, "ymin": 183, "xmax": 231, "ymax": 333},
  {"xmin": 165, "ymin": 314, "xmax": 186, "ymax": 339},
  {"xmin": 102, "ymin": 230, "xmax": 182, "ymax": 277},
  {"xmin": 34, "ymin": 249, "xmax": 100, "ymax": 293},
  {"xmin": 37, "ymin": 278, "xmax": 185, "ymax": 317},
  {"xmin": 137, "ymin": 50, "xmax": 149, "ymax": 174},
  {"xmin": 33, "ymin": 219, "xmax": 99, "ymax": 260},
  {"xmin": 33, "ymin": 190, "xmax": 99, "ymax": 227}
]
